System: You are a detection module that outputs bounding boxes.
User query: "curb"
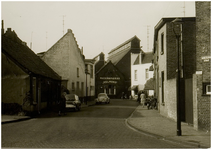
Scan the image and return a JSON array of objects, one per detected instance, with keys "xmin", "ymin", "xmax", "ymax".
[
  {"xmin": 125, "ymin": 106, "xmax": 206, "ymax": 148},
  {"xmin": 2, "ymin": 117, "xmax": 32, "ymax": 124}
]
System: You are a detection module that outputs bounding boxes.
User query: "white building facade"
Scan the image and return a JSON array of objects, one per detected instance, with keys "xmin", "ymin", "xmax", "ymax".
[{"xmin": 131, "ymin": 51, "xmax": 153, "ymax": 98}]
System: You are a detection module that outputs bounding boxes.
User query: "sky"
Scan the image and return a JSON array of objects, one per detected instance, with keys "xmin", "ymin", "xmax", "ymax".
[{"xmin": 1, "ymin": 1, "xmax": 196, "ymax": 59}]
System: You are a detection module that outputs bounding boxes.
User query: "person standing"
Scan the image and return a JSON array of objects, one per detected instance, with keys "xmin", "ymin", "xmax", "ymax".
[{"xmin": 140, "ymin": 91, "xmax": 146, "ymax": 108}]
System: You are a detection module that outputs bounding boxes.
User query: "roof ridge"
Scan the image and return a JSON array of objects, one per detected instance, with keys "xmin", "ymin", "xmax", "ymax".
[{"xmin": 108, "ymin": 35, "xmax": 140, "ymax": 54}]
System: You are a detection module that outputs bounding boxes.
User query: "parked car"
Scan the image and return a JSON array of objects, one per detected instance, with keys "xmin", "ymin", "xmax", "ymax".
[
  {"xmin": 95, "ymin": 93, "xmax": 110, "ymax": 104},
  {"xmin": 65, "ymin": 94, "xmax": 81, "ymax": 111}
]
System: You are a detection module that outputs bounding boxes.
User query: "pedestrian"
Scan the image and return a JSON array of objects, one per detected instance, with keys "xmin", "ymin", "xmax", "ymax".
[
  {"xmin": 137, "ymin": 92, "xmax": 141, "ymax": 104},
  {"xmin": 140, "ymin": 91, "xmax": 146, "ymax": 108},
  {"xmin": 122, "ymin": 92, "xmax": 125, "ymax": 99},
  {"xmin": 58, "ymin": 92, "xmax": 66, "ymax": 116}
]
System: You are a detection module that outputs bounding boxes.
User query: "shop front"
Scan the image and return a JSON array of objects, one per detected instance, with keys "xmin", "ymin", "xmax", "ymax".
[{"xmin": 95, "ymin": 62, "xmax": 125, "ymax": 99}]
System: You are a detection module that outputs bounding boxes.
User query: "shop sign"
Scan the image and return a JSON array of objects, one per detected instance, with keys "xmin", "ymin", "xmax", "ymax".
[
  {"xmin": 100, "ymin": 77, "xmax": 120, "ymax": 80},
  {"xmin": 103, "ymin": 81, "xmax": 117, "ymax": 84}
]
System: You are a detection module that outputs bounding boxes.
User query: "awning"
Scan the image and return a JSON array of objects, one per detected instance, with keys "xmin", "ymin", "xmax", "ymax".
[
  {"xmin": 128, "ymin": 85, "xmax": 138, "ymax": 91},
  {"xmin": 144, "ymin": 78, "xmax": 155, "ymax": 90}
]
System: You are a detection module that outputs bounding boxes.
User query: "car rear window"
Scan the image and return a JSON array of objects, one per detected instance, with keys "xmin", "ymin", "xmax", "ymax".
[{"xmin": 98, "ymin": 93, "xmax": 106, "ymax": 96}]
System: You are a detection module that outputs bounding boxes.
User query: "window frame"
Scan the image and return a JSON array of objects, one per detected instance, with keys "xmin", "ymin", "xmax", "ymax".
[
  {"xmin": 134, "ymin": 70, "xmax": 137, "ymax": 81},
  {"xmin": 203, "ymin": 82, "xmax": 211, "ymax": 96},
  {"xmin": 161, "ymin": 33, "xmax": 164, "ymax": 55}
]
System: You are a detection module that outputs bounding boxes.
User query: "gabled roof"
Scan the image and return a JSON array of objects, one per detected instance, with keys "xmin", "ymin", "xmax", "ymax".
[
  {"xmin": 107, "ymin": 48, "xmax": 130, "ymax": 65},
  {"xmin": 2, "ymin": 30, "xmax": 61, "ymax": 80},
  {"xmin": 133, "ymin": 52, "xmax": 153, "ymax": 65},
  {"xmin": 108, "ymin": 35, "xmax": 140, "ymax": 54},
  {"xmin": 142, "ymin": 52, "xmax": 153, "ymax": 64}
]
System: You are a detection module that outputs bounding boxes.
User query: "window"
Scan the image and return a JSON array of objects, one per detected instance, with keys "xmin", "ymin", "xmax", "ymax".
[
  {"xmin": 145, "ymin": 69, "xmax": 149, "ymax": 80},
  {"xmin": 72, "ymin": 82, "xmax": 75, "ymax": 91},
  {"xmin": 161, "ymin": 33, "xmax": 164, "ymax": 55},
  {"xmin": 77, "ymin": 68, "xmax": 79, "ymax": 77},
  {"xmin": 203, "ymin": 82, "xmax": 211, "ymax": 95},
  {"xmin": 81, "ymin": 82, "xmax": 84, "ymax": 95},
  {"xmin": 161, "ymin": 71, "xmax": 165, "ymax": 104},
  {"xmin": 90, "ymin": 65, "xmax": 93, "ymax": 78},
  {"xmin": 134, "ymin": 70, "xmax": 137, "ymax": 81},
  {"xmin": 77, "ymin": 82, "xmax": 79, "ymax": 95}
]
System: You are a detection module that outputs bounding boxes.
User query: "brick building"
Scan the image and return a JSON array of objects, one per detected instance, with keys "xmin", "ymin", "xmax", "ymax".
[
  {"xmin": 153, "ymin": 17, "xmax": 196, "ymax": 124},
  {"xmin": 193, "ymin": 1, "xmax": 211, "ymax": 131},
  {"xmin": 95, "ymin": 61, "xmax": 125, "ymax": 99}
]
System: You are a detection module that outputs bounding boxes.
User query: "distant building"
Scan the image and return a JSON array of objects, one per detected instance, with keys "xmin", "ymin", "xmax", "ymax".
[
  {"xmin": 130, "ymin": 51, "xmax": 153, "ymax": 98},
  {"xmin": 193, "ymin": 1, "xmax": 211, "ymax": 131},
  {"xmin": 93, "ymin": 52, "xmax": 106, "ymax": 74},
  {"xmin": 38, "ymin": 29, "xmax": 86, "ymax": 99},
  {"xmin": 95, "ymin": 61, "xmax": 125, "ymax": 99},
  {"xmin": 2, "ymin": 27, "xmax": 61, "ymax": 114},
  {"xmin": 153, "ymin": 17, "xmax": 196, "ymax": 125},
  {"xmin": 106, "ymin": 36, "xmax": 142, "ymax": 97},
  {"xmin": 85, "ymin": 58, "xmax": 95, "ymax": 100}
]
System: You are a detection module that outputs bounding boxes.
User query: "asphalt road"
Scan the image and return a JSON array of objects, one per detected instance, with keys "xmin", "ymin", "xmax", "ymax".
[{"xmin": 2, "ymin": 99, "xmax": 191, "ymax": 148}]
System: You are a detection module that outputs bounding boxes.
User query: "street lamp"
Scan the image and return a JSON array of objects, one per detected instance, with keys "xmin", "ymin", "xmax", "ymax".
[
  {"xmin": 172, "ymin": 18, "xmax": 183, "ymax": 136},
  {"xmin": 85, "ymin": 68, "xmax": 89, "ymax": 105}
]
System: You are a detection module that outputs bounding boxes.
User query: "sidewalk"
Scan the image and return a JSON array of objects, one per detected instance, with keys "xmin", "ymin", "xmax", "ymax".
[
  {"xmin": 127, "ymin": 105, "xmax": 211, "ymax": 148},
  {"xmin": 1, "ymin": 101, "xmax": 96, "ymax": 124}
]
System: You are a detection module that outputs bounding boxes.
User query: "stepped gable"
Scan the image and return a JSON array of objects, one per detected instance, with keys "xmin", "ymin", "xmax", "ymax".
[
  {"xmin": 2, "ymin": 29, "xmax": 61, "ymax": 80},
  {"xmin": 43, "ymin": 29, "xmax": 84, "ymax": 60}
]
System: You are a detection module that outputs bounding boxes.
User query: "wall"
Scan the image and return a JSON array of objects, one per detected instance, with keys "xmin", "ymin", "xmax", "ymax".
[
  {"xmin": 95, "ymin": 62, "xmax": 125, "ymax": 98},
  {"xmin": 41, "ymin": 29, "xmax": 86, "ymax": 97},
  {"xmin": 131, "ymin": 53, "xmax": 153, "ymax": 97},
  {"xmin": 194, "ymin": 1, "xmax": 211, "ymax": 131},
  {"xmin": 2, "ymin": 53, "xmax": 30, "ymax": 105}
]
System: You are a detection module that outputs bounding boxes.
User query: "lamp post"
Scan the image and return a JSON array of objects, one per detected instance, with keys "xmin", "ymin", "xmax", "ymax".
[
  {"xmin": 85, "ymin": 68, "xmax": 89, "ymax": 105},
  {"xmin": 172, "ymin": 18, "xmax": 183, "ymax": 136}
]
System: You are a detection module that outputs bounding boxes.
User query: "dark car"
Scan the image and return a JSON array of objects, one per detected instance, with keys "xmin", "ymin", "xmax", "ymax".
[{"xmin": 65, "ymin": 94, "xmax": 81, "ymax": 111}]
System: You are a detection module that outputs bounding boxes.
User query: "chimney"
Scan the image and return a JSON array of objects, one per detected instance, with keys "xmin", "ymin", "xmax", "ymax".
[
  {"xmin": 1, "ymin": 20, "xmax": 4, "ymax": 35},
  {"xmin": 99, "ymin": 52, "xmax": 105, "ymax": 61},
  {"xmin": 67, "ymin": 29, "xmax": 72, "ymax": 33},
  {"xmin": 81, "ymin": 47, "xmax": 83, "ymax": 54}
]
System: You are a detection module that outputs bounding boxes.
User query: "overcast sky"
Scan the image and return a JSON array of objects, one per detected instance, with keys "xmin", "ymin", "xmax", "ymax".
[{"xmin": 1, "ymin": 1, "xmax": 195, "ymax": 59}]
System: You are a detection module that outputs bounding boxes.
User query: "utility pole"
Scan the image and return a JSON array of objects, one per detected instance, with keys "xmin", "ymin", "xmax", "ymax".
[
  {"xmin": 147, "ymin": 25, "xmax": 150, "ymax": 52},
  {"xmin": 183, "ymin": 1, "xmax": 185, "ymax": 17},
  {"xmin": 46, "ymin": 32, "xmax": 48, "ymax": 50}
]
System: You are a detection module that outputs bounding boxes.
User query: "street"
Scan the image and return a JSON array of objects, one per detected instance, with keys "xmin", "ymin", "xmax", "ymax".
[{"xmin": 2, "ymin": 99, "xmax": 192, "ymax": 148}]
